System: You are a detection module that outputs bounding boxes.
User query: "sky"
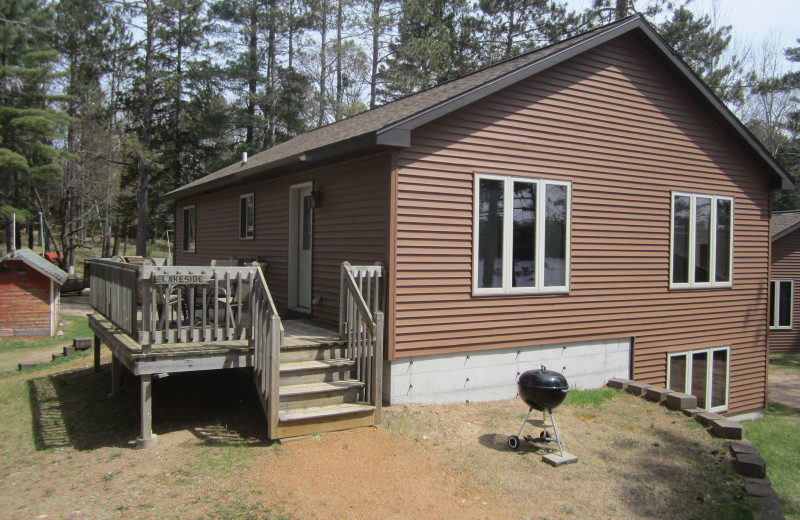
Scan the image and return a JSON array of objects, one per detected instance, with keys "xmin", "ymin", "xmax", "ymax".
[{"xmin": 569, "ymin": 0, "xmax": 799, "ymax": 70}]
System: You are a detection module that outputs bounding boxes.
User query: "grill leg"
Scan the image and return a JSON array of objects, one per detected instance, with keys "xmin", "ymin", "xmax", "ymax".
[
  {"xmin": 516, "ymin": 407, "xmax": 533, "ymax": 438},
  {"xmin": 547, "ymin": 408, "xmax": 564, "ymax": 457}
]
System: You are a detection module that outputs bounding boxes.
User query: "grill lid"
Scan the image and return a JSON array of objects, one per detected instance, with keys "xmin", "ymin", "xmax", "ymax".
[{"xmin": 518, "ymin": 367, "xmax": 569, "ymax": 391}]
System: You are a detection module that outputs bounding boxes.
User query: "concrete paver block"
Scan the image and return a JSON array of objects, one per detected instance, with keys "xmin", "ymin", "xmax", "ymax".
[
  {"xmin": 696, "ymin": 411, "xmax": 725, "ymax": 427},
  {"xmin": 644, "ymin": 386, "xmax": 671, "ymax": 403},
  {"xmin": 542, "ymin": 451, "xmax": 578, "ymax": 467},
  {"xmin": 606, "ymin": 378, "xmax": 632, "ymax": 390},
  {"xmin": 745, "ymin": 483, "xmax": 777, "ymax": 498},
  {"xmin": 736, "ymin": 452, "xmax": 767, "ymax": 478},
  {"xmin": 73, "ymin": 337, "xmax": 93, "ymax": 350},
  {"xmin": 710, "ymin": 418, "xmax": 743, "ymax": 440},
  {"xmin": 664, "ymin": 392, "xmax": 697, "ymax": 411},
  {"xmin": 681, "ymin": 407, "xmax": 704, "ymax": 417},
  {"xmin": 625, "ymin": 381, "xmax": 653, "ymax": 396},
  {"xmin": 728, "ymin": 440, "xmax": 759, "ymax": 456},
  {"xmin": 63, "ymin": 346, "xmax": 76, "ymax": 356},
  {"xmin": 18, "ymin": 362, "xmax": 37, "ymax": 371}
]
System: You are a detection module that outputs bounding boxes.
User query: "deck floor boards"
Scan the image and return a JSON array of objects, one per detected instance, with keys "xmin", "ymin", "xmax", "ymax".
[{"xmin": 91, "ymin": 314, "xmax": 339, "ymax": 363}]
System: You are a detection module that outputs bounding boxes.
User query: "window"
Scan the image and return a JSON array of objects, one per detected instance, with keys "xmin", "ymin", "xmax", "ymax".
[
  {"xmin": 240, "ymin": 193, "xmax": 254, "ymax": 239},
  {"xmin": 473, "ymin": 174, "xmax": 570, "ymax": 294},
  {"xmin": 668, "ymin": 347, "xmax": 729, "ymax": 412},
  {"xmin": 670, "ymin": 192, "xmax": 733, "ymax": 288},
  {"xmin": 182, "ymin": 206, "xmax": 196, "ymax": 252},
  {"xmin": 770, "ymin": 279, "xmax": 793, "ymax": 329}
]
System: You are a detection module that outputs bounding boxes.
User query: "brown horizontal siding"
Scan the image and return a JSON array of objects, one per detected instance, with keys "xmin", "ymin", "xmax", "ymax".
[
  {"xmin": 769, "ymin": 229, "xmax": 800, "ymax": 352},
  {"xmin": 392, "ymin": 34, "xmax": 771, "ymax": 414},
  {"xmin": 175, "ymin": 152, "xmax": 389, "ymax": 324}
]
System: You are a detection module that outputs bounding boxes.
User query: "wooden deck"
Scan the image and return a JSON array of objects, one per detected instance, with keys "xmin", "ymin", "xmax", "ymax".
[{"xmin": 89, "ymin": 314, "xmax": 340, "ymax": 376}]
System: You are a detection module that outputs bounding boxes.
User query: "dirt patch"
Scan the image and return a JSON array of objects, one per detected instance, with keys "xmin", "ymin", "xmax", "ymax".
[
  {"xmin": 769, "ymin": 368, "xmax": 800, "ymax": 412},
  {"xmin": 59, "ymin": 293, "xmax": 92, "ymax": 317},
  {"xmin": 0, "ymin": 358, "xmax": 748, "ymax": 520}
]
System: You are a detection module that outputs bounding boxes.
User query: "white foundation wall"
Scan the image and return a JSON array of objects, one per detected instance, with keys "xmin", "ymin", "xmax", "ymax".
[{"xmin": 385, "ymin": 337, "xmax": 631, "ymax": 405}]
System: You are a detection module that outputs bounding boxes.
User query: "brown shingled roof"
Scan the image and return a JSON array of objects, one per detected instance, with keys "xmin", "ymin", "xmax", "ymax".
[
  {"xmin": 166, "ymin": 14, "xmax": 792, "ymax": 201},
  {"xmin": 773, "ymin": 210, "xmax": 800, "ymax": 240}
]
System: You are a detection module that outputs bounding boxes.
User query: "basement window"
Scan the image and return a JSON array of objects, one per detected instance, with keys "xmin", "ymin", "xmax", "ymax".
[
  {"xmin": 667, "ymin": 347, "xmax": 729, "ymax": 412},
  {"xmin": 670, "ymin": 192, "xmax": 733, "ymax": 288},
  {"xmin": 770, "ymin": 279, "xmax": 793, "ymax": 329},
  {"xmin": 473, "ymin": 174, "xmax": 570, "ymax": 294},
  {"xmin": 240, "ymin": 193, "xmax": 254, "ymax": 239},
  {"xmin": 182, "ymin": 206, "xmax": 196, "ymax": 253}
]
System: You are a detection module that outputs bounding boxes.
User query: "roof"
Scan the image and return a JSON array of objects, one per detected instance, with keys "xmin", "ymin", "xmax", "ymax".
[
  {"xmin": 772, "ymin": 210, "xmax": 800, "ymax": 241},
  {"xmin": 0, "ymin": 249, "xmax": 69, "ymax": 285},
  {"xmin": 166, "ymin": 15, "xmax": 793, "ymax": 201}
]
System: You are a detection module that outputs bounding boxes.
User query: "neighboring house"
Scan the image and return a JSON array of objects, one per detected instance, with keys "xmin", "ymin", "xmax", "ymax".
[
  {"xmin": 769, "ymin": 210, "xmax": 800, "ymax": 352},
  {"xmin": 166, "ymin": 15, "xmax": 792, "ymax": 416},
  {"xmin": 0, "ymin": 249, "xmax": 69, "ymax": 337}
]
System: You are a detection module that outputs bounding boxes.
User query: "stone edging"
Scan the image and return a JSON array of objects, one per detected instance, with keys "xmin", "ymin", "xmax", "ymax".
[{"xmin": 607, "ymin": 378, "xmax": 784, "ymax": 520}]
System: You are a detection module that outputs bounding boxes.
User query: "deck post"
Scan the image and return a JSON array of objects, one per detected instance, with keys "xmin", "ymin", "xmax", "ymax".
[
  {"xmin": 93, "ymin": 333, "xmax": 102, "ymax": 373},
  {"xmin": 137, "ymin": 374, "xmax": 158, "ymax": 449},
  {"xmin": 109, "ymin": 353, "xmax": 122, "ymax": 397}
]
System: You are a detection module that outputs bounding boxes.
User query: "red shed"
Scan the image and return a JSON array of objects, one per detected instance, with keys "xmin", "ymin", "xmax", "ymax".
[{"xmin": 0, "ymin": 249, "xmax": 69, "ymax": 337}]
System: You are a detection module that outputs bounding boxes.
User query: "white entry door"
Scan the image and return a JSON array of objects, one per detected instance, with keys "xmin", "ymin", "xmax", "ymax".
[{"xmin": 289, "ymin": 184, "xmax": 313, "ymax": 312}]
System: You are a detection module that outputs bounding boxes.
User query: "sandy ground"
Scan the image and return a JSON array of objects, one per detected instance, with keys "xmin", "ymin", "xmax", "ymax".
[{"xmin": 769, "ymin": 367, "xmax": 800, "ymax": 412}]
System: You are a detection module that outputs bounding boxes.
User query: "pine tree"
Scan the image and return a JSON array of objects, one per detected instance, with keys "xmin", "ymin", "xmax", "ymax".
[
  {"xmin": 381, "ymin": 0, "xmax": 482, "ymax": 100},
  {"xmin": 0, "ymin": 0, "xmax": 71, "ymax": 253}
]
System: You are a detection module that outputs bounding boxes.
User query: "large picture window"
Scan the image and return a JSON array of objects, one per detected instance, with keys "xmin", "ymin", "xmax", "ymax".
[
  {"xmin": 770, "ymin": 279, "xmax": 793, "ymax": 329},
  {"xmin": 182, "ymin": 206, "xmax": 196, "ymax": 252},
  {"xmin": 670, "ymin": 192, "xmax": 733, "ymax": 288},
  {"xmin": 240, "ymin": 193, "xmax": 254, "ymax": 239},
  {"xmin": 668, "ymin": 347, "xmax": 729, "ymax": 412},
  {"xmin": 473, "ymin": 174, "xmax": 570, "ymax": 294}
]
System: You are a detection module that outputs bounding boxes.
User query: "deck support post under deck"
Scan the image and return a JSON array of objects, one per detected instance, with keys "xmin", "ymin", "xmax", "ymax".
[
  {"xmin": 109, "ymin": 353, "xmax": 122, "ymax": 397},
  {"xmin": 137, "ymin": 374, "xmax": 158, "ymax": 449},
  {"xmin": 93, "ymin": 334, "xmax": 101, "ymax": 373}
]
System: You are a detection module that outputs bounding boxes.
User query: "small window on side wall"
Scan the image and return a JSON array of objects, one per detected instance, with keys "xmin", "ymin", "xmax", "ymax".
[
  {"xmin": 667, "ymin": 346, "xmax": 729, "ymax": 412},
  {"xmin": 670, "ymin": 192, "xmax": 733, "ymax": 288},
  {"xmin": 240, "ymin": 193, "xmax": 254, "ymax": 239},
  {"xmin": 183, "ymin": 206, "xmax": 196, "ymax": 252},
  {"xmin": 770, "ymin": 279, "xmax": 793, "ymax": 329}
]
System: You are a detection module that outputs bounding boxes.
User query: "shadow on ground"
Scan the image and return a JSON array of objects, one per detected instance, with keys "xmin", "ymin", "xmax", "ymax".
[{"xmin": 27, "ymin": 366, "xmax": 267, "ymax": 451}]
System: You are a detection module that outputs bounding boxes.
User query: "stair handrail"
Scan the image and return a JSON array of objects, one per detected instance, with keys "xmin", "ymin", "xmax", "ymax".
[
  {"xmin": 249, "ymin": 266, "xmax": 284, "ymax": 440},
  {"xmin": 340, "ymin": 262, "xmax": 385, "ymax": 418}
]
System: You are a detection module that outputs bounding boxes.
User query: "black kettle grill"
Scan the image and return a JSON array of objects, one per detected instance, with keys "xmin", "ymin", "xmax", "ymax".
[{"xmin": 508, "ymin": 366, "xmax": 570, "ymax": 455}]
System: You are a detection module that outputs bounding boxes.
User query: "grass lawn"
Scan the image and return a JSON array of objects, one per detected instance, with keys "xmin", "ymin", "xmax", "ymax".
[
  {"xmin": 744, "ymin": 352, "xmax": 800, "ymax": 520},
  {"xmin": 0, "ymin": 315, "xmax": 92, "ymax": 372}
]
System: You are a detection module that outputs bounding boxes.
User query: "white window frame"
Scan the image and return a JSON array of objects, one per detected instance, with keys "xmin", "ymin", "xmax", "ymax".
[
  {"xmin": 770, "ymin": 279, "xmax": 793, "ymax": 330},
  {"xmin": 239, "ymin": 193, "xmax": 255, "ymax": 240},
  {"xmin": 667, "ymin": 346, "xmax": 730, "ymax": 413},
  {"xmin": 472, "ymin": 173, "xmax": 571, "ymax": 295},
  {"xmin": 669, "ymin": 192, "xmax": 734, "ymax": 289},
  {"xmin": 182, "ymin": 205, "xmax": 196, "ymax": 253}
]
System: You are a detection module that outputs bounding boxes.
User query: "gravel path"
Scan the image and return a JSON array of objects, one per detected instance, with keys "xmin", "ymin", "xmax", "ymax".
[{"xmin": 769, "ymin": 367, "xmax": 800, "ymax": 412}]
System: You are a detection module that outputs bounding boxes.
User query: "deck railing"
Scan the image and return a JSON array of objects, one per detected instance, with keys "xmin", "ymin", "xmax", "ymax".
[
  {"xmin": 137, "ymin": 265, "xmax": 258, "ymax": 346},
  {"xmin": 249, "ymin": 267, "xmax": 283, "ymax": 439},
  {"xmin": 339, "ymin": 262, "xmax": 385, "ymax": 416},
  {"xmin": 89, "ymin": 259, "xmax": 140, "ymax": 339}
]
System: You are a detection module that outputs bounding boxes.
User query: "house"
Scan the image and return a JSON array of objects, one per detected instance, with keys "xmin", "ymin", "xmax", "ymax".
[
  {"xmin": 165, "ymin": 15, "xmax": 792, "ymax": 418},
  {"xmin": 0, "ymin": 248, "xmax": 69, "ymax": 337},
  {"xmin": 769, "ymin": 210, "xmax": 800, "ymax": 352}
]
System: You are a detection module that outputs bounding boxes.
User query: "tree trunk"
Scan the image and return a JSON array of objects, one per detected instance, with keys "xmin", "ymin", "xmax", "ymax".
[
  {"xmin": 137, "ymin": 0, "xmax": 155, "ymax": 257},
  {"xmin": 335, "ymin": 0, "xmax": 342, "ymax": 121},
  {"xmin": 267, "ymin": 0, "xmax": 277, "ymax": 148},
  {"xmin": 247, "ymin": 1, "xmax": 258, "ymax": 144},
  {"xmin": 318, "ymin": 0, "xmax": 328, "ymax": 127},
  {"xmin": 615, "ymin": 0, "xmax": 628, "ymax": 20},
  {"xmin": 369, "ymin": 0, "xmax": 380, "ymax": 109}
]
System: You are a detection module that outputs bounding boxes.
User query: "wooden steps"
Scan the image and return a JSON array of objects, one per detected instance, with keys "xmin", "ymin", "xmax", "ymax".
[
  {"xmin": 267, "ymin": 320, "xmax": 378, "ymax": 439},
  {"xmin": 279, "ymin": 403, "xmax": 375, "ymax": 422}
]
